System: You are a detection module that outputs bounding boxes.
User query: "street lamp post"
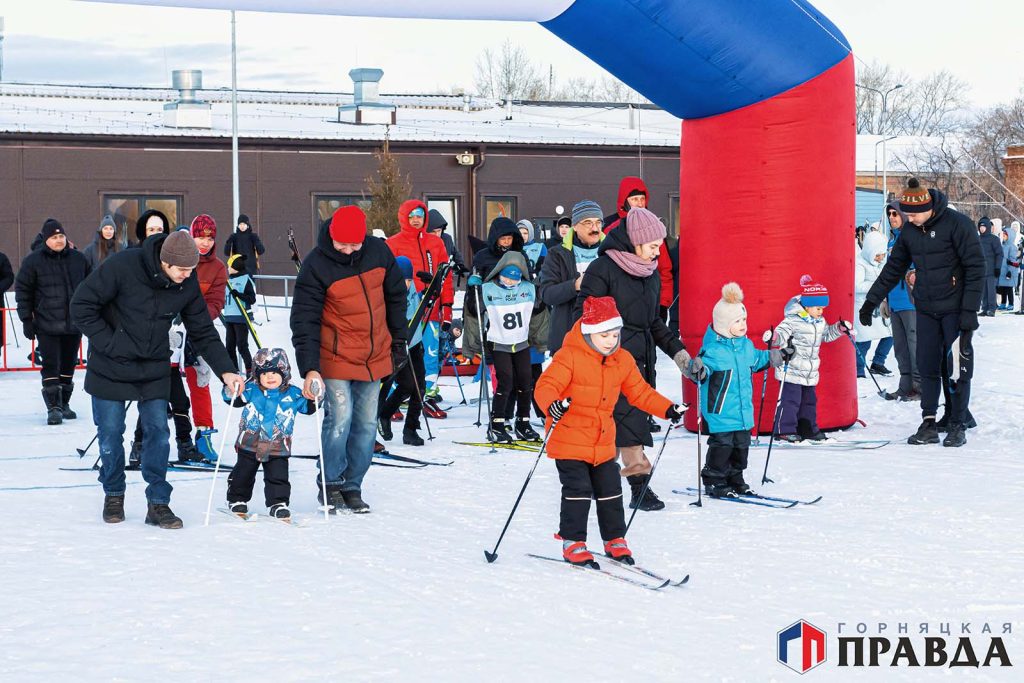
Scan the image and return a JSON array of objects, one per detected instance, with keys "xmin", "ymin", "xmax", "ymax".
[{"xmin": 857, "ymin": 83, "xmax": 904, "ymax": 221}]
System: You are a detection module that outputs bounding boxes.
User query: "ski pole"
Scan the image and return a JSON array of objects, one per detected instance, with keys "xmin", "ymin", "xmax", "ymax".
[
  {"xmin": 203, "ymin": 384, "xmax": 242, "ymax": 527},
  {"xmin": 754, "ymin": 329, "xmax": 773, "ymax": 446},
  {"xmin": 442, "ymin": 332, "xmax": 468, "ymax": 405},
  {"xmin": 625, "ymin": 416, "xmax": 684, "ymax": 535},
  {"xmin": 690, "ymin": 384, "xmax": 704, "ymax": 508},
  {"xmin": 473, "ymin": 285, "xmax": 492, "ymax": 431},
  {"xmin": 761, "ymin": 363, "xmax": 789, "ymax": 485},
  {"xmin": 77, "ymin": 400, "xmax": 134, "ymax": 458},
  {"xmin": 404, "ymin": 341, "xmax": 434, "ymax": 441},
  {"xmin": 484, "ymin": 417, "xmax": 560, "ymax": 564},
  {"xmin": 844, "ymin": 331, "xmax": 886, "ymax": 398},
  {"xmin": 310, "ymin": 380, "xmax": 330, "ymax": 523}
]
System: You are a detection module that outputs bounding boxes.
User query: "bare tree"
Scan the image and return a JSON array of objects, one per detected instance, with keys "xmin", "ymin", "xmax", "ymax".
[
  {"xmin": 856, "ymin": 62, "xmax": 969, "ymax": 137},
  {"xmin": 473, "ymin": 39, "xmax": 545, "ymax": 99},
  {"xmin": 855, "ymin": 60, "xmax": 908, "ymax": 134}
]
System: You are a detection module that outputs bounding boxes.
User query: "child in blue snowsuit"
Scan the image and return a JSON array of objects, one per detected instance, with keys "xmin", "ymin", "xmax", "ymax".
[
  {"xmin": 224, "ymin": 347, "xmax": 315, "ymax": 519},
  {"xmin": 698, "ymin": 283, "xmax": 771, "ymax": 498}
]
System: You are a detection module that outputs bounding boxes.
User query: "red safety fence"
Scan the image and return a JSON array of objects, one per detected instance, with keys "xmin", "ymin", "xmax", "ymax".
[{"xmin": 1, "ymin": 307, "xmax": 86, "ymax": 372}]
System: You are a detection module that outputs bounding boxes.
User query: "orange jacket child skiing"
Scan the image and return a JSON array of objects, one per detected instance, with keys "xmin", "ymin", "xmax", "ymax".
[{"xmin": 534, "ymin": 296, "xmax": 685, "ymax": 567}]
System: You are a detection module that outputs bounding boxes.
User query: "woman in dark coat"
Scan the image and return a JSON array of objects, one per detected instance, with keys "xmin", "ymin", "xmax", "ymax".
[
  {"xmin": 223, "ymin": 214, "xmax": 266, "ymax": 273},
  {"xmin": 15, "ymin": 218, "xmax": 90, "ymax": 424},
  {"xmin": 83, "ymin": 215, "xmax": 121, "ymax": 270},
  {"xmin": 575, "ymin": 208, "xmax": 701, "ymax": 511}
]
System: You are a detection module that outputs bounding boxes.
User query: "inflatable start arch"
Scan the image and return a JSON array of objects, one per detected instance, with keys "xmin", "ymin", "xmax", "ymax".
[{"xmin": 94, "ymin": 0, "xmax": 858, "ymax": 430}]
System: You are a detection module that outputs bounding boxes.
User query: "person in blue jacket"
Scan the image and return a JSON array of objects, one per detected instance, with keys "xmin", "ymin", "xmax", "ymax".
[
  {"xmin": 884, "ymin": 203, "xmax": 920, "ymax": 401},
  {"xmin": 697, "ymin": 283, "xmax": 772, "ymax": 498}
]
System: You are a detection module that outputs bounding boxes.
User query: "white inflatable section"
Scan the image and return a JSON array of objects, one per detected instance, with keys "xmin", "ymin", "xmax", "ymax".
[{"xmin": 84, "ymin": 0, "xmax": 576, "ymax": 21}]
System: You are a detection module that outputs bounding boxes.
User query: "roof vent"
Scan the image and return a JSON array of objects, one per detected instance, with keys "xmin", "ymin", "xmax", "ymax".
[
  {"xmin": 339, "ymin": 68, "xmax": 396, "ymax": 125},
  {"xmin": 164, "ymin": 69, "xmax": 212, "ymax": 129}
]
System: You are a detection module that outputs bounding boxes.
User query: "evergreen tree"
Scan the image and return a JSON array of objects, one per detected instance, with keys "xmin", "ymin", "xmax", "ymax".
[{"xmin": 365, "ymin": 133, "xmax": 412, "ymax": 236}]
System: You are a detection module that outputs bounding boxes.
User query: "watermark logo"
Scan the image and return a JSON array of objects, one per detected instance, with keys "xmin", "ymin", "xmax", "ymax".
[{"xmin": 778, "ymin": 620, "xmax": 827, "ymax": 674}]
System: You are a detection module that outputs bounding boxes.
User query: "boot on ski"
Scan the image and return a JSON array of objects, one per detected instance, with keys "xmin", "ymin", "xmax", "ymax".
[
  {"xmin": 227, "ymin": 501, "xmax": 249, "ymax": 517},
  {"xmin": 378, "ymin": 415, "xmax": 394, "ymax": 441},
  {"xmin": 422, "ymin": 397, "xmax": 448, "ymax": 419},
  {"xmin": 562, "ymin": 540, "xmax": 597, "ymax": 567},
  {"xmin": 775, "ymin": 433, "xmax": 803, "ymax": 444},
  {"xmin": 127, "ymin": 441, "xmax": 143, "ymax": 470},
  {"xmin": 487, "ymin": 418, "xmax": 514, "ymax": 444},
  {"xmin": 268, "ymin": 503, "xmax": 291, "ymax": 520},
  {"xmin": 514, "ymin": 418, "xmax": 541, "ymax": 442},
  {"xmin": 603, "ymin": 537, "xmax": 635, "ymax": 565},
  {"xmin": 341, "ymin": 489, "xmax": 370, "ymax": 514},
  {"xmin": 176, "ymin": 437, "xmax": 203, "ymax": 463},
  {"xmin": 627, "ymin": 474, "xmax": 665, "ymax": 511},
  {"xmin": 195, "ymin": 428, "xmax": 218, "ymax": 463},
  {"xmin": 145, "ymin": 503, "xmax": 183, "ymax": 529},
  {"xmin": 317, "ymin": 484, "xmax": 346, "ymax": 515}
]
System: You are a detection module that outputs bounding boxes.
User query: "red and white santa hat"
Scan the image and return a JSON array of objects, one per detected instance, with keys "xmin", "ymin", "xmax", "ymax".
[{"xmin": 580, "ymin": 296, "xmax": 623, "ymax": 334}]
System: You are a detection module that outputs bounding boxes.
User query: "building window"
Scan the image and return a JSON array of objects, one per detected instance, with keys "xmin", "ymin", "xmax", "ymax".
[
  {"xmin": 427, "ymin": 197, "xmax": 459, "ymax": 244},
  {"xmin": 668, "ymin": 195, "xmax": 680, "ymax": 238},
  {"xmin": 103, "ymin": 194, "xmax": 182, "ymax": 246},
  {"xmin": 314, "ymin": 194, "xmax": 372, "ymax": 232},
  {"xmin": 484, "ymin": 196, "xmax": 517, "ymax": 231}
]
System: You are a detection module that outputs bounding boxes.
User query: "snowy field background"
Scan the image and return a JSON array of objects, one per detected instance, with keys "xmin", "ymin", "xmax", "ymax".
[{"xmin": 1, "ymin": 300, "xmax": 1022, "ymax": 681}]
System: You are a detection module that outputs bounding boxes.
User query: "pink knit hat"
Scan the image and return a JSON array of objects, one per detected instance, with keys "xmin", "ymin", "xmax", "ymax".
[{"xmin": 625, "ymin": 207, "xmax": 666, "ymax": 246}]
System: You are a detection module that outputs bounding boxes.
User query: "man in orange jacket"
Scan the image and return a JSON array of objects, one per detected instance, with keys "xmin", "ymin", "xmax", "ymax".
[{"xmin": 534, "ymin": 296, "xmax": 684, "ymax": 567}]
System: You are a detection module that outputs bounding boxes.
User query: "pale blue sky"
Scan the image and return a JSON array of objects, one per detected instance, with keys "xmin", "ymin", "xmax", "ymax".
[{"xmin": 1, "ymin": 0, "xmax": 1021, "ymax": 108}]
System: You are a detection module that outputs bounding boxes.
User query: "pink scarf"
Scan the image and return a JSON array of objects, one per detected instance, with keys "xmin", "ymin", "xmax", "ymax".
[{"xmin": 607, "ymin": 249, "xmax": 659, "ymax": 278}]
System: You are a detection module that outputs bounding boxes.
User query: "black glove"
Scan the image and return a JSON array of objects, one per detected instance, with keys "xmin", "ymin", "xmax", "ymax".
[
  {"xmin": 441, "ymin": 321, "xmax": 451, "ymax": 333},
  {"xmin": 415, "ymin": 271, "xmax": 433, "ymax": 285},
  {"xmin": 780, "ymin": 340, "xmax": 796, "ymax": 362},
  {"xmin": 548, "ymin": 398, "xmax": 571, "ymax": 423},
  {"xmin": 22, "ymin": 320, "xmax": 35, "ymax": 340},
  {"xmin": 390, "ymin": 341, "xmax": 409, "ymax": 371},
  {"xmin": 665, "ymin": 404, "xmax": 687, "ymax": 424},
  {"xmin": 858, "ymin": 301, "xmax": 874, "ymax": 327},
  {"xmin": 959, "ymin": 310, "xmax": 979, "ymax": 332}
]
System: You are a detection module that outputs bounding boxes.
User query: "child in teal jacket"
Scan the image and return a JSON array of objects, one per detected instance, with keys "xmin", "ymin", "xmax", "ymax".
[{"xmin": 698, "ymin": 283, "xmax": 772, "ymax": 498}]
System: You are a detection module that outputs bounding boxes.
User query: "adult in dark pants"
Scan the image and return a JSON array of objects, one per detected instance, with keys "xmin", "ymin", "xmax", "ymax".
[
  {"xmin": 882, "ymin": 202, "xmax": 920, "ymax": 401},
  {"xmin": 15, "ymin": 219, "xmax": 90, "ymax": 424},
  {"xmin": 977, "ymin": 217, "xmax": 1002, "ymax": 317},
  {"xmin": 575, "ymin": 208, "xmax": 702, "ymax": 511},
  {"xmin": 0, "ymin": 250, "xmax": 14, "ymax": 350},
  {"xmin": 223, "ymin": 214, "xmax": 266, "ymax": 273},
  {"xmin": 71, "ymin": 231, "xmax": 242, "ymax": 528},
  {"xmin": 861, "ymin": 178, "xmax": 985, "ymax": 448}
]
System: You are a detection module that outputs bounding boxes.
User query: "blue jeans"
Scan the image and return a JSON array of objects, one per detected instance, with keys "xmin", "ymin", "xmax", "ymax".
[
  {"xmin": 94, "ymin": 397, "xmax": 171, "ymax": 503},
  {"xmin": 319, "ymin": 378, "xmax": 378, "ymax": 492}
]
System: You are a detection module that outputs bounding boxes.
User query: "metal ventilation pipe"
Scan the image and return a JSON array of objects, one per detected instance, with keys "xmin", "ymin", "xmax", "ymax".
[{"xmin": 171, "ymin": 70, "xmax": 204, "ymax": 103}]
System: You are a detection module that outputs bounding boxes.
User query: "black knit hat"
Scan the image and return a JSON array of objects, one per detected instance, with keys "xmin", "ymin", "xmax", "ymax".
[
  {"xmin": 237, "ymin": 214, "xmax": 251, "ymax": 228},
  {"xmin": 41, "ymin": 218, "xmax": 65, "ymax": 239}
]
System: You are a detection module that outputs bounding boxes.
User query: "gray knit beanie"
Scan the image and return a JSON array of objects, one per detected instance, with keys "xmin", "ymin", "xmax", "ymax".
[
  {"xmin": 572, "ymin": 200, "xmax": 603, "ymax": 225},
  {"xmin": 160, "ymin": 230, "xmax": 200, "ymax": 268}
]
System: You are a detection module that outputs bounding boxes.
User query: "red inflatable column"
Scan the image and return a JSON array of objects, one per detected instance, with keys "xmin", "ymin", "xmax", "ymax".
[{"xmin": 679, "ymin": 55, "xmax": 857, "ymax": 433}]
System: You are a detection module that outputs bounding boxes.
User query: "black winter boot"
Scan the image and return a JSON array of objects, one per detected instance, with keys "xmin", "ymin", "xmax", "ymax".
[
  {"xmin": 627, "ymin": 474, "xmax": 665, "ymax": 511},
  {"xmin": 514, "ymin": 418, "xmax": 541, "ymax": 442},
  {"xmin": 341, "ymin": 489, "xmax": 371, "ymax": 514},
  {"xmin": 102, "ymin": 495, "xmax": 125, "ymax": 523},
  {"xmin": 942, "ymin": 423, "xmax": 967, "ymax": 448},
  {"xmin": 378, "ymin": 415, "xmax": 394, "ymax": 441},
  {"xmin": 59, "ymin": 382, "xmax": 77, "ymax": 419},
  {"xmin": 908, "ymin": 418, "xmax": 940, "ymax": 445},
  {"xmin": 317, "ymin": 484, "xmax": 346, "ymax": 515},
  {"xmin": 145, "ymin": 503, "xmax": 183, "ymax": 529},
  {"xmin": 487, "ymin": 418, "xmax": 514, "ymax": 444},
  {"xmin": 127, "ymin": 441, "xmax": 142, "ymax": 470},
  {"xmin": 936, "ymin": 410, "xmax": 977, "ymax": 432},
  {"xmin": 42, "ymin": 384, "xmax": 63, "ymax": 425},
  {"xmin": 403, "ymin": 427, "xmax": 425, "ymax": 446},
  {"xmin": 176, "ymin": 438, "xmax": 203, "ymax": 463}
]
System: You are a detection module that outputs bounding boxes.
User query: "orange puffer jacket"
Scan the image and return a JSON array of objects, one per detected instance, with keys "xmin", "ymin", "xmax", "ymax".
[{"xmin": 534, "ymin": 320, "xmax": 672, "ymax": 465}]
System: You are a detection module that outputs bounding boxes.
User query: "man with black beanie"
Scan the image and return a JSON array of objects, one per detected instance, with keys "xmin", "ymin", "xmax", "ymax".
[{"xmin": 860, "ymin": 178, "xmax": 985, "ymax": 448}]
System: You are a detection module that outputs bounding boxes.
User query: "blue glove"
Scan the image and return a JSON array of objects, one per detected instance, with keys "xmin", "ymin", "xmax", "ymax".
[{"xmin": 467, "ymin": 274, "xmax": 483, "ymax": 287}]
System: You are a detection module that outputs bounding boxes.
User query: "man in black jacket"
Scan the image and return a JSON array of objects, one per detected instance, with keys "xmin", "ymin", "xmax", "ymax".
[
  {"xmin": 71, "ymin": 231, "xmax": 243, "ymax": 528},
  {"xmin": 223, "ymin": 214, "xmax": 266, "ymax": 273},
  {"xmin": 860, "ymin": 178, "xmax": 985, "ymax": 448}
]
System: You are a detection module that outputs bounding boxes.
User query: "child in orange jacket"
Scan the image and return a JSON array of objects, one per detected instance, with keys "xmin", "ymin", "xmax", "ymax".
[{"xmin": 534, "ymin": 296, "xmax": 685, "ymax": 567}]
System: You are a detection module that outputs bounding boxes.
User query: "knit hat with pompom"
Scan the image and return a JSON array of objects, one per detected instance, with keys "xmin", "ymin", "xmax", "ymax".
[
  {"xmin": 800, "ymin": 274, "xmax": 829, "ymax": 308},
  {"xmin": 899, "ymin": 177, "xmax": 933, "ymax": 214},
  {"xmin": 712, "ymin": 282, "xmax": 747, "ymax": 338}
]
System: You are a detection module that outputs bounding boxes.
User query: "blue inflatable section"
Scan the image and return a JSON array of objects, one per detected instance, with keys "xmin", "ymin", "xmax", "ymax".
[{"xmin": 542, "ymin": 0, "xmax": 850, "ymax": 119}]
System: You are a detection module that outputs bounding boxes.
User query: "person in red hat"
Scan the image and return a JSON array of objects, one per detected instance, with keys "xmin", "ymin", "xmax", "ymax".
[
  {"xmin": 290, "ymin": 206, "xmax": 407, "ymax": 514},
  {"xmin": 180, "ymin": 214, "xmax": 228, "ymax": 462},
  {"xmin": 534, "ymin": 296, "xmax": 685, "ymax": 567}
]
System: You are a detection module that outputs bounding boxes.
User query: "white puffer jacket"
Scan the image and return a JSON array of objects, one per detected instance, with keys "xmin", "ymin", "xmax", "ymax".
[
  {"xmin": 854, "ymin": 232, "xmax": 892, "ymax": 342},
  {"xmin": 773, "ymin": 296, "xmax": 844, "ymax": 387}
]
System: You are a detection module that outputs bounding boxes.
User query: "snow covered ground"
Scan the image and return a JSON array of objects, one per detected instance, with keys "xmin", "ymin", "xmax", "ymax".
[{"xmin": 2, "ymin": 304, "xmax": 1022, "ymax": 681}]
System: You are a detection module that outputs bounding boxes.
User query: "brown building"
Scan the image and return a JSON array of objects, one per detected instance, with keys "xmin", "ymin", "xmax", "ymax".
[{"xmin": 0, "ymin": 74, "xmax": 683, "ymax": 282}]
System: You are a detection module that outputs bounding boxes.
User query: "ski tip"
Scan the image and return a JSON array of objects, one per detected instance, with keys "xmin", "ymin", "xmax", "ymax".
[
  {"xmin": 674, "ymin": 575, "xmax": 690, "ymax": 587},
  {"xmin": 484, "ymin": 550, "xmax": 498, "ymax": 563},
  {"xmin": 784, "ymin": 500, "xmax": 799, "ymax": 508},
  {"xmin": 807, "ymin": 496, "xmax": 824, "ymax": 505}
]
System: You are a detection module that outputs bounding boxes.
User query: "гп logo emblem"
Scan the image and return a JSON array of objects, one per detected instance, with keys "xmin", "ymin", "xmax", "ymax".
[{"xmin": 778, "ymin": 620, "xmax": 827, "ymax": 674}]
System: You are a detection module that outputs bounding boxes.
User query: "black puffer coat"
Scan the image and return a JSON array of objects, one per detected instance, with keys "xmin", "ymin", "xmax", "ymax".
[
  {"xmin": 15, "ymin": 243, "xmax": 90, "ymax": 336},
  {"xmin": 574, "ymin": 226, "xmax": 684, "ymax": 447},
  {"xmin": 223, "ymin": 229, "xmax": 266, "ymax": 273},
  {"xmin": 70, "ymin": 234, "xmax": 235, "ymax": 401},
  {"xmin": 866, "ymin": 189, "xmax": 985, "ymax": 315}
]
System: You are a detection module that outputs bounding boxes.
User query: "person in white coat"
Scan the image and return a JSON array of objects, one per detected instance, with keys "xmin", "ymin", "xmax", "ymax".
[{"xmin": 854, "ymin": 231, "xmax": 893, "ymax": 378}]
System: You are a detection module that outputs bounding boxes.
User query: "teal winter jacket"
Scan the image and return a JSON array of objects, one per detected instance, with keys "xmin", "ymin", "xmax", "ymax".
[{"xmin": 698, "ymin": 325, "xmax": 771, "ymax": 434}]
